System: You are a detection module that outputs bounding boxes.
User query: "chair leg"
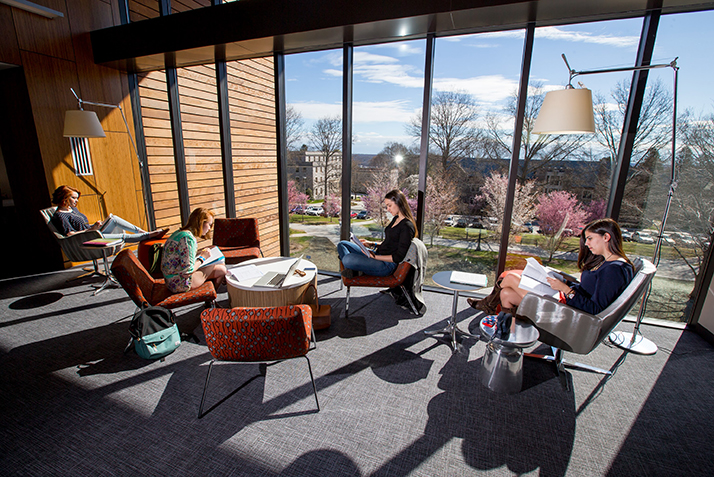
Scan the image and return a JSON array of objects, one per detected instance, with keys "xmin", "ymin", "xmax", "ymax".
[
  {"xmin": 304, "ymin": 355, "xmax": 320, "ymax": 412},
  {"xmin": 198, "ymin": 359, "xmax": 216, "ymax": 419},
  {"xmin": 399, "ymin": 285, "xmax": 421, "ymax": 316},
  {"xmin": 67, "ymin": 259, "xmax": 103, "ymax": 282},
  {"xmin": 345, "ymin": 286, "xmax": 350, "ymax": 318}
]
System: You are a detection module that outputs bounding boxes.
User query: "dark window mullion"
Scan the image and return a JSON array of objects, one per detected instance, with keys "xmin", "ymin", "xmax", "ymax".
[
  {"xmin": 497, "ymin": 22, "xmax": 535, "ymax": 276},
  {"xmin": 274, "ymin": 52, "xmax": 290, "ymax": 256}
]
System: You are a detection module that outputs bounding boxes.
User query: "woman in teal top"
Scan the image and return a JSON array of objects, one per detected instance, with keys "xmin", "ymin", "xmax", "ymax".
[{"xmin": 161, "ymin": 208, "xmax": 227, "ymax": 293}]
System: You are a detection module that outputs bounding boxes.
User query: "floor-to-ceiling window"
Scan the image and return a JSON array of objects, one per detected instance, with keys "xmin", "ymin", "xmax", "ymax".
[
  {"xmin": 350, "ymin": 40, "xmax": 426, "ymax": 269},
  {"xmin": 423, "ymin": 30, "xmax": 527, "ymax": 286},
  {"xmin": 285, "ymin": 50, "xmax": 343, "ymax": 270},
  {"xmin": 622, "ymin": 10, "xmax": 714, "ymax": 322}
]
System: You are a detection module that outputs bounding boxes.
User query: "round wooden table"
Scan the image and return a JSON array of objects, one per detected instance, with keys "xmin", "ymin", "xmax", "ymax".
[{"xmin": 225, "ymin": 257, "xmax": 317, "ymax": 308}]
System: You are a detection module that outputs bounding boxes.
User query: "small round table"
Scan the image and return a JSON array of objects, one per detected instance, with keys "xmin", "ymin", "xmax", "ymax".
[
  {"xmin": 81, "ymin": 240, "xmax": 124, "ymax": 296},
  {"xmin": 427, "ymin": 271, "xmax": 488, "ymax": 353},
  {"xmin": 479, "ymin": 315, "xmax": 539, "ymax": 394},
  {"xmin": 226, "ymin": 257, "xmax": 317, "ymax": 308}
]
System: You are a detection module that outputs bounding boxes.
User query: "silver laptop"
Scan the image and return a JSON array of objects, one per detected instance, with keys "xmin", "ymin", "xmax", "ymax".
[{"xmin": 253, "ymin": 255, "xmax": 303, "ymax": 288}]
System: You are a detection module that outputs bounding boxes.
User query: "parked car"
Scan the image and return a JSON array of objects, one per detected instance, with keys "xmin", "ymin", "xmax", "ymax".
[
  {"xmin": 523, "ymin": 221, "xmax": 540, "ymax": 233},
  {"xmin": 453, "ymin": 217, "xmax": 469, "ymax": 228},
  {"xmin": 290, "ymin": 205, "xmax": 304, "ymax": 214},
  {"xmin": 444, "ymin": 215, "xmax": 456, "ymax": 227},
  {"xmin": 305, "ymin": 205, "xmax": 324, "ymax": 216},
  {"xmin": 356, "ymin": 210, "xmax": 369, "ymax": 219},
  {"xmin": 350, "ymin": 211, "xmax": 358, "ymax": 218},
  {"xmin": 632, "ymin": 231, "xmax": 655, "ymax": 244},
  {"xmin": 621, "ymin": 228, "xmax": 633, "ymax": 242}
]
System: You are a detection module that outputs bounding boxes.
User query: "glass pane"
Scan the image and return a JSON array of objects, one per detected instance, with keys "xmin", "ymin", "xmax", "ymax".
[
  {"xmin": 623, "ymin": 10, "xmax": 714, "ymax": 322},
  {"xmin": 351, "ymin": 40, "xmax": 425, "ymax": 270},
  {"xmin": 426, "ymin": 31, "xmax": 527, "ymax": 287},
  {"xmin": 285, "ymin": 50, "xmax": 343, "ymax": 270},
  {"xmin": 497, "ymin": 19, "xmax": 643, "ymax": 287}
]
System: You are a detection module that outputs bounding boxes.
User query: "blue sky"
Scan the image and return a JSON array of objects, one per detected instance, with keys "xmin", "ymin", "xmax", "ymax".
[{"xmin": 285, "ymin": 11, "xmax": 713, "ymax": 155}]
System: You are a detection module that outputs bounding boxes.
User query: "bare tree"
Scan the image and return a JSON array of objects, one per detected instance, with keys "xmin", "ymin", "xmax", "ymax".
[
  {"xmin": 482, "ymin": 82, "xmax": 585, "ymax": 182},
  {"xmin": 286, "ymin": 105, "xmax": 304, "ymax": 153},
  {"xmin": 474, "ymin": 171, "xmax": 539, "ymax": 240},
  {"xmin": 408, "ymin": 90, "xmax": 479, "ymax": 173},
  {"xmin": 308, "ymin": 116, "xmax": 342, "ymax": 198},
  {"xmin": 593, "ymin": 79, "xmax": 673, "ymax": 227}
]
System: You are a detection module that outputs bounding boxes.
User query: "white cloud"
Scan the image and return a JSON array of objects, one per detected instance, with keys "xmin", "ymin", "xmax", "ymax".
[
  {"xmin": 289, "ymin": 100, "xmax": 414, "ymax": 124},
  {"xmin": 536, "ymin": 26, "xmax": 638, "ymax": 48},
  {"xmin": 434, "ymin": 75, "xmax": 519, "ymax": 103},
  {"xmin": 473, "ymin": 26, "xmax": 638, "ymax": 48}
]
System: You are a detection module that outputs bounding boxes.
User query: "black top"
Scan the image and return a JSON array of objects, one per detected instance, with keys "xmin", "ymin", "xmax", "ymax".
[
  {"xmin": 51, "ymin": 208, "xmax": 90, "ymax": 236},
  {"xmin": 567, "ymin": 260, "xmax": 634, "ymax": 315},
  {"xmin": 376, "ymin": 217, "xmax": 416, "ymax": 263}
]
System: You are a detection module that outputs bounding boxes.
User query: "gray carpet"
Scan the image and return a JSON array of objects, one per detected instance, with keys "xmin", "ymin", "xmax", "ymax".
[{"xmin": 1, "ymin": 265, "xmax": 713, "ymax": 476}]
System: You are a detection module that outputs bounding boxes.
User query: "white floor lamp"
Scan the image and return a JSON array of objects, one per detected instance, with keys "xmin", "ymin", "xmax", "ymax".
[
  {"xmin": 63, "ymin": 88, "xmax": 153, "ymax": 230},
  {"xmin": 534, "ymin": 54, "xmax": 680, "ymax": 355}
]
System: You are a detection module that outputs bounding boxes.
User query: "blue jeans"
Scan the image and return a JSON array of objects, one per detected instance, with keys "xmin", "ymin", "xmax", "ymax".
[
  {"xmin": 100, "ymin": 215, "xmax": 155, "ymax": 243},
  {"xmin": 337, "ymin": 241, "xmax": 397, "ymax": 277}
]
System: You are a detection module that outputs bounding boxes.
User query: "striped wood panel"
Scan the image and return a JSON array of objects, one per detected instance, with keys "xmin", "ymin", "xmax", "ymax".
[
  {"xmin": 177, "ymin": 65, "xmax": 226, "ymax": 218},
  {"xmin": 137, "ymin": 70, "xmax": 183, "ymax": 231},
  {"xmin": 227, "ymin": 57, "xmax": 279, "ymax": 257}
]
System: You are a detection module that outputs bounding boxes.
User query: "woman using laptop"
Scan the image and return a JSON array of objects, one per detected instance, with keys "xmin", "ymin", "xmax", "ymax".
[
  {"xmin": 337, "ymin": 189, "xmax": 417, "ymax": 278},
  {"xmin": 161, "ymin": 208, "xmax": 227, "ymax": 293},
  {"xmin": 50, "ymin": 185, "xmax": 167, "ymax": 242}
]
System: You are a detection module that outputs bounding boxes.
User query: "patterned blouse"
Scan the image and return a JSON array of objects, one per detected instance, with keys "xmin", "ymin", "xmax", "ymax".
[{"xmin": 160, "ymin": 230, "xmax": 197, "ymax": 293}]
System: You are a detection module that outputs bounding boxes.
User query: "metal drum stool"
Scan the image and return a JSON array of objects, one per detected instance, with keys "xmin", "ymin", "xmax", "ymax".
[{"xmin": 479, "ymin": 316, "xmax": 539, "ymax": 394}]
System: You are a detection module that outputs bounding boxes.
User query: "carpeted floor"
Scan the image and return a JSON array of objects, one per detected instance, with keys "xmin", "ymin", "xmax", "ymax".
[{"xmin": 1, "ymin": 264, "xmax": 713, "ymax": 476}]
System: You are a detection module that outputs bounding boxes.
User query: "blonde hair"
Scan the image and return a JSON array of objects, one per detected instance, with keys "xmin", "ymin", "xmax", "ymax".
[{"xmin": 182, "ymin": 208, "xmax": 215, "ymax": 240}]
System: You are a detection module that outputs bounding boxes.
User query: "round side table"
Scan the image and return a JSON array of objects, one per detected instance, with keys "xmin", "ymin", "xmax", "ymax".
[{"xmin": 479, "ymin": 316, "xmax": 539, "ymax": 393}]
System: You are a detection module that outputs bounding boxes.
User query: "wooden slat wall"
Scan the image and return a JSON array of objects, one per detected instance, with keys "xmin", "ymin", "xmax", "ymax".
[
  {"xmin": 0, "ymin": 0, "xmax": 148, "ymax": 271},
  {"xmin": 127, "ymin": 0, "xmax": 210, "ymax": 22},
  {"xmin": 177, "ymin": 64, "xmax": 225, "ymax": 218},
  {"xmin": 227, "ymin": 57, "xmax": 279, "ymax": 257},
  {"xmin": 137, "ymin": 70, "xmax": 183, "ymax": 231}
]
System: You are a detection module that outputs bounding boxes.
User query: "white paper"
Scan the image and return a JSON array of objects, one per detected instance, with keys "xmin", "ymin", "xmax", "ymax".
[
  {"xmin": 227, "ymin": 264, "xmax": 264, "ymax": 282},
  {"xmin": 350, "ymin": 232, "xmax": 372, "ymax": 256},
  {"xmin": 198, "ymin": 246, "xmax": 225, "ymax": 269},
  {"xmin": 519, "ymin": 257, "xmax": 561, "ymax": 297},
  {"xmin": 449, "ymin": 271, "xmax": 487, "ymax": 288}
]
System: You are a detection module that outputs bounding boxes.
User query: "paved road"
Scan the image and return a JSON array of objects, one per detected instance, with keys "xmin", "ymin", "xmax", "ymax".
[{"xmin": 289, "ymin": 222, "xmax": 697, "ymax": 281}]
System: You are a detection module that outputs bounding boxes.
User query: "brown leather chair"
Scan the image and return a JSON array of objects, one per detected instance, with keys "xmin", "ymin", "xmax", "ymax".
[
  {"xmin": 212, "ymin": 218, "xmax": 262, "ymax": 264},
  {"xmin": 198, "ymin": 305, "xmax": 319, "ymax": 417},
  {"xmin": 111, "ymin": 249, "xmax": 217, "ymax": 310}
]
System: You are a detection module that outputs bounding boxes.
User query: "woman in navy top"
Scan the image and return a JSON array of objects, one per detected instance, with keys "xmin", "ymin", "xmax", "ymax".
[
  {"xmin": 50, "ymin": 185, "xmax": 167, "ymax": 243},
  {"xmin": 337, "ymin": 189, "xmax": 417, "ymax": 278},
  {"xmin": 500, "ymin": 218, "xmax": 634, "ymax": 315}
]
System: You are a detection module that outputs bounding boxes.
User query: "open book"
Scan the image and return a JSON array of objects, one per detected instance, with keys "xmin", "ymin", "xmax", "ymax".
[
  {"xmin": 198, "ymin": 246, "xmax": 225, "ymax": 269},
  {"xmin": 519, "ymin": 257, "xmax": 578, "ymax": 297},
  {"xmin": 350, "ymin": 232, "xmax": 373, "ymax": 256}
]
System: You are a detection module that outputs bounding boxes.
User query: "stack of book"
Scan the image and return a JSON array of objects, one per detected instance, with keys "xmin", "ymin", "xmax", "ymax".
[{"xmin": 83, "ymin": 238, "xmax": 123, "ymax": 247}]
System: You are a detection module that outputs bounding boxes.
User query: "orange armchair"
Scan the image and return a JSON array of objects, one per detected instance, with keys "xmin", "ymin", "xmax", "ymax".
[
  {"xmin": 212, "ymin": 218, "xmax": 262, "ymax": 264},
  {"xmin": 198, "ymin": 305, "xmax": 319, "ymax": 417},
  {"xmin": 111, "ymin": 249, "xmax": 217, "ymax": 310},
  {"xmin": 340, "ymin": 261, "xmax": 420, "ymax": 317}
]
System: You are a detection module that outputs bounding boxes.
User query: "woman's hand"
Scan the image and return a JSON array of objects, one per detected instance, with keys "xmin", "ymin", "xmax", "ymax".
[
  {"xmin": 88, "ymin": 220, "xmax": 102, "ymax": 231},
  {"xmin": 546, "ymin": 276, "xmax": 571, "ymax": 294},
  {"xmin": 198, "ymin": 248, "xmax": 211, "ymax": 259}
]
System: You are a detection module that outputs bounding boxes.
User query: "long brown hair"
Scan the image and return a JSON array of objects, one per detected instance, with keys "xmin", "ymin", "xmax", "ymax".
[
  {"xmin": 52, "ymin": 185, "xmax": 80, "ymax": 208},
  {"xmin": 182, "ymin": 208, "xmax": 215, "ymax": 240},
  {"xmin": 384, "ymin": 189, "xmax": 418, "ymax": 238},
  {"xmin": 577, "ymin": 218, "xmax": 633, "ymax": 271}
]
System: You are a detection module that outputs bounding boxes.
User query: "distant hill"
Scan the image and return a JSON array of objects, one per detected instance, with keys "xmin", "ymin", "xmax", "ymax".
[{"xmin": 352, "ymin": 154, "xmax": 376, "ymax": 166}]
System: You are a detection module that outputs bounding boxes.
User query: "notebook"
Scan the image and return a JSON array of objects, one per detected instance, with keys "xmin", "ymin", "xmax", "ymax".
[{"xmin": 252, "ymin": 255, "xmax": 304, "ymax": 288}]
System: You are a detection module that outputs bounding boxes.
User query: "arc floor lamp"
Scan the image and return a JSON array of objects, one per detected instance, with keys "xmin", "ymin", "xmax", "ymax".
[
  {"xmin": 534, "ymin": 54, "xmax": 680, "ymax": 355},
  {"xmin": 63, "ymin": 88, "xmax": 153, "ymax": 230}
]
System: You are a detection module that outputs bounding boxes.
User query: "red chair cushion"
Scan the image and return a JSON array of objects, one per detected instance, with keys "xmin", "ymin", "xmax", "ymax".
[
  {"xmin": 340, "ymin": 261, "xmax": 412, "ymax": 288},
  {"xmin": 201, "ymin": 305, "xmax": 313, "ymax": 362}
]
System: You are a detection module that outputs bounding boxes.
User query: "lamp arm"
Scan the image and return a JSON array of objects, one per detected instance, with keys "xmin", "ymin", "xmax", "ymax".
[
  {"xmin": 561, "ymin": 53, "xmax": 678, "ymax": 84},
  {"xmin": 69, "ymin": 89, "xmax": 144, "ymax": 168}
]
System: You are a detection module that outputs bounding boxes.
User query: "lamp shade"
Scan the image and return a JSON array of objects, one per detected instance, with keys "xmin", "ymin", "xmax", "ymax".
[
  {"xmin": 533, "ymin": 87, "xmax": 595, "ymax": 134},
  {"xmin": 63, "ymin": 110, "xmax": 106, "ymax": 138}
]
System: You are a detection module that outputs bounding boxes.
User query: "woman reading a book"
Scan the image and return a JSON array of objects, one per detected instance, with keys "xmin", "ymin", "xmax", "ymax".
[
  {"xmin": 472, "ymin": 218, "xmax": 634, "ymax": 316},
  {"xmin": 161, "ymin": 208, "xmax": 227, "ymax": 293},
  {"xmin": 337, "ymin": 189, "xmax": 417, "ymax": 278},
  {"xmin": 50, "ymin": 185, "xmax": 167, "ymax": 243}
]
